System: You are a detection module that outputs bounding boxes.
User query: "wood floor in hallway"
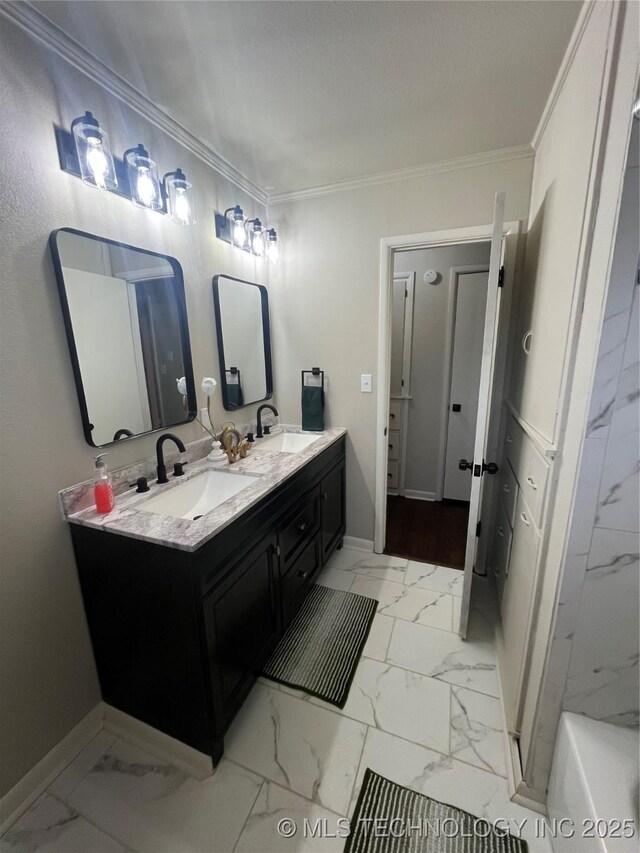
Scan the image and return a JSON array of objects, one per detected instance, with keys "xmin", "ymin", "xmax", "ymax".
[{"xmin": 384, "ymin": 495, "xmax": 469, "ymax": 569}]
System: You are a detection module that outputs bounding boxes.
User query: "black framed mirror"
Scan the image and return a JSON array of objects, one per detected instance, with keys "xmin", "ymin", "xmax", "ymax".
[
  {"xmin": 212, "ymin": 275, "xmax": 273, "ymax": 411},
  {"xmin": 50, "ymin": 228, "xmax": 196, "ymax": 447}
]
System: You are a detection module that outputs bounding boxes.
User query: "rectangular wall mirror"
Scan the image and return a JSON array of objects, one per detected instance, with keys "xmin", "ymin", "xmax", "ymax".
[
  {"xmin": 212, "ymin": 274, "xmax": 273, "ymax": 410},
  {"xmin": 50, "ymin": 228, "xmax": 196, "ymax": 447}
]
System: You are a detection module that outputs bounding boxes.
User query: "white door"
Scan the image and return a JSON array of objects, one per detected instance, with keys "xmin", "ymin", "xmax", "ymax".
[
  {"xmin": 443, "ymin": 270, "xmax": 489, "ymax": 501},
  {"xmin": 458, "ymin": 191, "xmax": 506, "ymax": 638}
]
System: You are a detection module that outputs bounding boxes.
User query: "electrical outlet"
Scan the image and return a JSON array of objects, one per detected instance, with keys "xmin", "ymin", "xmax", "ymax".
[{"xmin": 361, "ymin": 374, "xmax": 372, "ymax": 393}]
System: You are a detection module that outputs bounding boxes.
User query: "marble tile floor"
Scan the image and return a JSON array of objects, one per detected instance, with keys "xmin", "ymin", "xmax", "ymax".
[{"xmin": 1, "ymin": 547, "xmax": 550, "ymax": 853}]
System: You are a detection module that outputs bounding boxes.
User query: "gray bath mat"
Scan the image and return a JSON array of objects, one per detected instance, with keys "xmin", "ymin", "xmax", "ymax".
[
  {"xmin": 261, "ymin": 584, "xmax": 377, "ymax": 707},
  {"xmin": 345, "ymin": 768, "xmax": 528, "ymax": 853}
]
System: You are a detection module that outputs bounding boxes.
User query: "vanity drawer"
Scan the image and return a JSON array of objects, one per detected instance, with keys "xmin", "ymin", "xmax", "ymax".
[
  {"xmin": 281, "ymin": 536, "xmax": 322, "ymax": 624},
  {"xmin": 494, "ymin": 503, "xmax": 513, "ymax": 580},
  {"xmin": 504, "ymin": 415, "xmax": 549, "ymax": 530},
  {"xmin": 280, "ymin": 486, "xmax": 320, "ymax": 567},
  {"xmin": 499, "ymin": 460, "xmax": 518, "ymax": 529},
  {"xmin": 388, "ymin": 401, "xmax": 403, "ymax": 430},
  {"xmin": 387, "ymin": 430, "xmax": 401, "ymax": 462},
  {"xmin": 387, "ymin": 460, "xmax": 399, "ymax": 490}
]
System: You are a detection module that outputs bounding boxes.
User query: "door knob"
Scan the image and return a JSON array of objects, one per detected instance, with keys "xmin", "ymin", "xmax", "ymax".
[
  {"xmin": 482, "ymin": 461, "xmax": 499, "ymax": 475},
  {"xmin": 459, "ymin": 458, "xmax": 473, "ymax": 471}
]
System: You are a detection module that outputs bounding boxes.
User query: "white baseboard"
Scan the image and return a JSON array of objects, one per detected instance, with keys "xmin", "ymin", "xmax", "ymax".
[
  {"xmin": 0, "ymin": 703, "xmax": 103, "ymax": 835},
  {"xmin": 342, "ymin": 536, "xmax": 374, "ymax": 552},
  {"xmin": 0, "ymin": 702, "xmax": 214, "ymax": 836},
  {"xmin": 102, "ymin": 704, "xmax": 213, "ymax": 781},
  {"xmin": 404, "ymin": 489, "xmax": 436, "ymax": 501}
]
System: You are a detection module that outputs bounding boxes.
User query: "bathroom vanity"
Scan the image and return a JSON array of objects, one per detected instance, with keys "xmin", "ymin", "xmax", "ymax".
[{"xmin": 61, "ymin": 429, "xmax": 346, "ymax": 764}]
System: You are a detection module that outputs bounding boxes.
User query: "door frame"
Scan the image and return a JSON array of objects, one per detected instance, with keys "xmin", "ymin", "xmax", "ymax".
[
  {"xmin": 374, "ymin": 221, "xmax": 521, "ymax": 554},
  {"xmin": 390, "ymin": 270, "xmax": 415, "ymax": 496},
  {"xmin": 439, "ymin": 264, "xmax": 490, "ymax": 501}
]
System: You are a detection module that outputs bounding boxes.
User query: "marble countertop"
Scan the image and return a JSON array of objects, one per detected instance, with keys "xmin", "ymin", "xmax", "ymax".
[{"xmin": 59, "ymin": 426, "xmax": 346, "ymax": 553}]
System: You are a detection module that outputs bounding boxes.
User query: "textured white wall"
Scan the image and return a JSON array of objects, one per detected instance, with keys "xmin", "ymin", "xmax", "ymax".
[
  {"xmin": 0, "ymin": 20, "xmax": 269, "ymax": 796},
  {"xmin": 268, "ymin": 161, "xmax": 534, "ymax": 540}
]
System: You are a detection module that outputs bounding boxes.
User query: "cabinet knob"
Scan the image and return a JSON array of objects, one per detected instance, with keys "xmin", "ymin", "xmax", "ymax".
[
  {"xmin": 520, "ymin": 512, "xmax": 530, "ymax": 527},
  {"xmin": 503, "ymin": 484, "xmax": 510, "ymax": 492},
  {"xmin": 526, "ymin": 476, "xmax": 538, "ymax": 490},
  {"xmin": 297, "ymin": 570, "xmax": 309, "ymax": 579},
  {"xmin": 272, "ymin": 544, "xmax": 281, "ymax": 557},
  {"xmin": 297, "ymin": 521, "xmax": 307, "ymax": 532},
  {"xmin": 497, "ymin": 526, "xmax": 504, "ymax": 538}
]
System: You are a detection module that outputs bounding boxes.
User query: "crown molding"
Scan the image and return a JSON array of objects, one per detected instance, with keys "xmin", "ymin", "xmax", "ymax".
[
  {"xmin": 0, "ymin": 1, "xmax": 267, "ymax": 205},
  {"xmin": 268, "ymin": 144, "xmax": 533, "ymax": 205},
  {"xmin": 531, "ymin": 0, "xmax": 599, "ymax": 152}
]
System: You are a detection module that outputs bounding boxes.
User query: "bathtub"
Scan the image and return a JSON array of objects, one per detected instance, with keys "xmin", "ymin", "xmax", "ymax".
[{"xmin": 548, "ymin": 712, "xmax": 639, "ymax": 853}]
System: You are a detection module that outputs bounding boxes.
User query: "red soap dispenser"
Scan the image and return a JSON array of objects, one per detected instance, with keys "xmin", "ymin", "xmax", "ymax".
[{"xmin": 93, "ymin": 453, "xmax": 115, "ymax": 514}]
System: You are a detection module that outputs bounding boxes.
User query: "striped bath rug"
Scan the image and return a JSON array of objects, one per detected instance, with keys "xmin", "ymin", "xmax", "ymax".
[
  {"xmin": 261, "ymin": 584, "xmax": 378, "ymax": 707},
  {"xmin": 346, "ymin": 768, "xmax": 528, "ymax": 853}
]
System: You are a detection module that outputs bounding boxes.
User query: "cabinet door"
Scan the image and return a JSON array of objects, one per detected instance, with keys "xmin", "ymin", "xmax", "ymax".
[
  {"xmin": 320, "ymin": 461, "xmax": 345, "ymax": 562},
  {"xmin": 203, "ymin": 532, "xmax": 279, "ymax": 727},
  {"xmin": 498, "ymin": 494, "xmax": 541, "ymax": 735}
]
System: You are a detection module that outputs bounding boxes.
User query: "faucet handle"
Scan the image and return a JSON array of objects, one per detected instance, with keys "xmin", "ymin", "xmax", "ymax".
[
  {"xmin": 246, "ymin": 432, "xmax": 254, "ymax": 443},
  {"xmin": 263, "ymin": 425, "xmax": 271, "ymax": 435},
  {"xmin": 173, "ymin": 462, "xmax": 186, "ymax": 477},
  {"xmin": 130, "ymin": 477, "xmax": 149, "ymax": 493}
]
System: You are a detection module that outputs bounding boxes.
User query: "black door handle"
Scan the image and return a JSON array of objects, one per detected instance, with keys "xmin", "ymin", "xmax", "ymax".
[
  {"xmin": 482, "ymin": 461, "xmax": 499, "ymax": 475},
  {"xmin": 459, "ymin": 458, "xmax": 473, "ymax": 471}
]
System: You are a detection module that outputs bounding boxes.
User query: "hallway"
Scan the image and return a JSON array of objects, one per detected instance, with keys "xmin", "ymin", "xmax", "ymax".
[{"xmin": 385, "ymin": 496, "xmax": 469, "ymax": 569}]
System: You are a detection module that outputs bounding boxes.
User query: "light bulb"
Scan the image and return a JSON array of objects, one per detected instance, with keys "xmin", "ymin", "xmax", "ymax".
[
  {"xmin": 86, "ymin": 139, "xmax": 108, "ymax": 188},
  {"xmin": 136, "ymin": 169, "xmax": 157, "ymax": 207},
  {"xmin": 174, "ymin": 188, "xmax": 191, "ymax": 224},
  {"xmin": 252, "ymin": 230, "xmax": 265, "ymax": 256},
  {"xmin": 233, "ymin": 218, "xmax": 245, "ymax": 245}
]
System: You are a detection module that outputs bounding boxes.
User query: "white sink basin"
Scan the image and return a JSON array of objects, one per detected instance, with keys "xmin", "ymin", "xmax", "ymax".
[
  {"xmin": 252, "ymin": 432, "xmax": 321, "ymax": 454},
  {"xmin": 137, "ymin": 470, "xmax": 259, "ymax": 520}
]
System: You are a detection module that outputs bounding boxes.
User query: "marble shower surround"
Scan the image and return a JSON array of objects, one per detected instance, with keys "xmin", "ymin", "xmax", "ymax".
[
  {"xmin": 58, "ymin": 425, "xmax": 346, "ymax": 552},
  {"xmin": 525, "ymin": 144, "xmax": 639, "ymax": 793}
]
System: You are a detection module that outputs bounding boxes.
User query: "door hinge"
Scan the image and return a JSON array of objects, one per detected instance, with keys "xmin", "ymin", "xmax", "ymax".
[
  {"xmin": 384, "ymin": 427, "xmax": 388, "ymax": 436},
  {"xmin": 401, "ymin": 379, "xmax": 404, "ymax": 387},
  {"xmin": 498, "ymin": 265, "xmax": 505, "ymax": 288},
  {"xmin": 476, "ymin": 521, "xmax": 482, "ymax": 537},
  {"xmin": 405, "ymin": 289, "xmax": 408, "ymax": 298}
]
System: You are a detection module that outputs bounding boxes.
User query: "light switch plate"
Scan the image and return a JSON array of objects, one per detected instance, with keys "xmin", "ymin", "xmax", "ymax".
[{"xmin": 361, "ymin": 374, "xmax": 372, "ymax": 393}]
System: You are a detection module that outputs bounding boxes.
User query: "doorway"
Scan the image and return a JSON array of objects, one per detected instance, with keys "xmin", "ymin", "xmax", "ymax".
[
  {"xmin": 384, "ymin": 246, "xmax": 491, "ymax": 569},
  {"xmin": 375, "ymin": 202, "xmax": 520, "ymax": 636}
]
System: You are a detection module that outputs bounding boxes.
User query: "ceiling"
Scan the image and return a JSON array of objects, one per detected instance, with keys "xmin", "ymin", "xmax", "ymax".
[{"xmin": 32, "ymin": 0, "xmax": 582, "ymax": 195}]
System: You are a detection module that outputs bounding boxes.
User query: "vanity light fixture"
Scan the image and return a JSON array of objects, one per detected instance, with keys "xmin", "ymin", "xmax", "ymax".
[
  {"xmin": 266, "ymin": 228, "xmax": 279, "ymax": 262},
  {"xmin": 70, "ymin": 111, "xmax": 118, "ymax": 190},
  {"xmin": 161, "ymin": 169, "xmax": 196, "ymax": 225},
  {"xmin": 124, "ymin": 144, "xmax": 161, "ymax": 210},
  {"xmin": 56, "ymin": 113, "xmax": 196, "ymax": 225},
  {"xmin": 214, "ymin": 205, "xmax": 279, "ymax": 260}
]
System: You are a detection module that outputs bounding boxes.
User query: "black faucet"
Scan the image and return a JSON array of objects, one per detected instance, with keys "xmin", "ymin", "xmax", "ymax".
[
  {"xmin": 156, "ymin": 433, "xmax": 186, "ymax": 483},
  {"xmin": 256, "ymin": 404, "xmax": 279, "ymax": 439}
]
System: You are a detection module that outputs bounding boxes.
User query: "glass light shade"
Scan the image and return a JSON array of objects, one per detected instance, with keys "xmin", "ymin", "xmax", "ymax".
[
  {"xmin": 251, "ymin": 225, "xmax": 265, "ymax": 257},
  {"xmin": 125, "ymin": 145, "xmax": 161, "ymax": 210},
  {"xmin": 166, "ymin": 171, "xmax": 196, "ymax": 225},
  {"xmin": 72, "ymin": 113, "xmax": 117, "ymax": 190},
  {"xmin": 267, "ymin": 238, "xmax": 279, "ymax": 262}
]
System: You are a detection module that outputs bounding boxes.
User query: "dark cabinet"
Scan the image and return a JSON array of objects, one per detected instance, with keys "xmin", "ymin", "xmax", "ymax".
[
  {"xmin": 203, "ymin": 531, "xmax": 279, "ymax": 732},
  {"xmin": 70, "ymin": 437, "xmax": 345, "ymax": 765},
  {"xmin": 321, "ymin": 461, "xmax": 346, "ymax": 561}
]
